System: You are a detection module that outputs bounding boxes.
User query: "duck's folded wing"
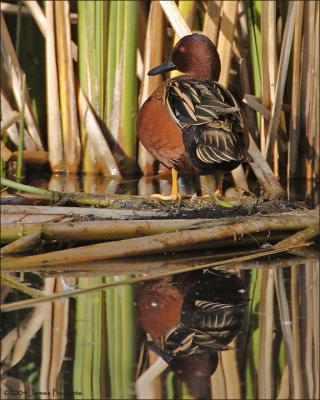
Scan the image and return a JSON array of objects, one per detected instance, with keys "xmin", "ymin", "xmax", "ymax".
[
  {"xmin": 194, "ymin": 126, "xmax": 252, "ymax": 164},
  {"xmin": 165, "ymin": 79, "xmax": 241, "ymax": 128}
]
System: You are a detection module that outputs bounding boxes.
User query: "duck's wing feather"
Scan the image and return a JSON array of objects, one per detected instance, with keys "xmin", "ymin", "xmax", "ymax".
[
  {"xmin": 165, "ymin": 79, "xmax": 241, "ymax": 129},
  {"xmin": 194, "ymin": 126, "xmax": 251, "ymax": 164},
  {"xmin": 166, "ymin": 79, "xmax": 251, "ymax": 165}
]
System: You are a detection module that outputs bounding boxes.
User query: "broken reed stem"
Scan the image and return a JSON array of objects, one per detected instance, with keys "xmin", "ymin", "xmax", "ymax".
[
  {"xmin": 0, "ymin": 219, "xmax": 220, "ymax": 243},
  {"xmin": 1, "ymin": 232, "xmax": 41, "ymax": 254},
  {"xmin": 2, "ymin": 212, "xmax": 313, "ymax": 244},
  {"xmin": 1, "ymin": 211, "xmax": 317, "ymax": 271},
  {"xmin": 273, "ymin": 224, "xmax": 320, "ymax": 250}
]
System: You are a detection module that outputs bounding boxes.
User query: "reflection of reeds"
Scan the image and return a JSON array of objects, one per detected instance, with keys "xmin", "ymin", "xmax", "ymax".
[
  {"xmin": 105, "ymin": 277, "xmax": 135, "ymax": 399},
  {"xmin": 1, "ymin": 258, "xmax": 318, "ymax": 398}
]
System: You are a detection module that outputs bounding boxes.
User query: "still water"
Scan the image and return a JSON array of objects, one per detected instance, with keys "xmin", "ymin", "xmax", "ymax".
[{"xmin": 1, "ymin": 175, "xmax": 319, "ymax": 400}]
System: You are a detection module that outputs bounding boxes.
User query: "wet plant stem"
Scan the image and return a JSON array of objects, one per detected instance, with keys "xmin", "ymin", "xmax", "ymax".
[{"xmin": 2, "ymin": 211, "xmax": 317, "ymax": 271}]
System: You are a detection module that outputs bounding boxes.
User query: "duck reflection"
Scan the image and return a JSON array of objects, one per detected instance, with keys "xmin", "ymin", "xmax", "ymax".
[{"xmin": 136, "ymin": 270, "xmax": 247, "ymax": 399}]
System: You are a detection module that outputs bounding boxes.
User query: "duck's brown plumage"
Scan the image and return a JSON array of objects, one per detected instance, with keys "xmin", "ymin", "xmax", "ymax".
[{"xmin": 137, "ymin": 33, "xmax": 251, "ymax": 197}]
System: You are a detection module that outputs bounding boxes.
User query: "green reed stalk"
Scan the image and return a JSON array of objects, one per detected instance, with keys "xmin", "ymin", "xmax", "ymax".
[
  {"xmin": 116, "ymin": 2, "xmax": 125, "ymax": 65},
  {"xmin": 119, "ymin": 1, "xmax": 138, "ymax": 173},
  {"xmin": 247, "ymin": 0, "xmax": 262, "ymax": 99},
  {"xmin": 105, "ymin": 279, "xmax": 135, "ymax": 399},
  {"xmin": 105, "ymin": 1, "xmax": 118, "ymax": 124},
  {"xmin": 166, "ymin": 371, "xmax": 175, "ymax": 399},
  {"xmin": 78, "ymin": 0, "xmax": 91, "ymax": 172},
  {"xmin": 81, "ymin": 279, "xmax": 93, "ymax": 400},
  {"xmin": 113, "ymin": 285, "xmax": 122, "ymax": 398},
  {"xmin": 78, "ymin": 1, "xmax": 109, "ymax": 173},
  {"xmin": 92, "ymin": 278, "xmax": 102, "ymax": 399},
  {"xmin": 120, "ymin": 284, "xmax": 135, "ymax": 399},
  {"xmin": 0, "ymin": 156, "xmax": 5, "ymax": 180},
  {"xmin": 73, "ymin": 282, "xmax": 86, "ymax": 399},
  {"xmin": 105, "ymin": 280, "xmax": 115, "ymax": 395},
  {"xmin": 16, "ymin": 74, "xmax": 26, "ymax": 182},
  {"xmin": 245, "ymin": 269, "xmax": 260, "ymax": 399}
]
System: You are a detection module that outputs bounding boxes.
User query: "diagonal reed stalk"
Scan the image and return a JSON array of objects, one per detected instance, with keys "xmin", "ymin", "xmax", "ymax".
[{"xmin": 264, "ymin": 2, "xmax": 297, "ymax": 162}]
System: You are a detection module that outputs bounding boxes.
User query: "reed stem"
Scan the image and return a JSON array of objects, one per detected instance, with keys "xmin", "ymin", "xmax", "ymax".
[{"xmin": 16, "ymin": 74, "xmax": 26, "ymax": 182}]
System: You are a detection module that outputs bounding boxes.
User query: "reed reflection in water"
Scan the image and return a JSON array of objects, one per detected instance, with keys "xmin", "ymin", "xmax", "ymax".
[{"xmin": 1, "ymin": 258, "xmax": 319, "ymax": 400}]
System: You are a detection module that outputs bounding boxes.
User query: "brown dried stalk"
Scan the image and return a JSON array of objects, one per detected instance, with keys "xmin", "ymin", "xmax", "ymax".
[{"xmin": 2, "ymin": 211, "xmax": 317, "ymax": 271}]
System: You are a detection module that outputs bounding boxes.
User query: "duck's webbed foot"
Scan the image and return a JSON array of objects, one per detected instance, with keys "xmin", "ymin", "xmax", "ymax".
[
  {"xmin": 150, "ymin": 192, "xmax": 182, "ymax": 201},
  {"xmin": 150, "ymin": 168, "xmax": 182, "ymax": 201}
]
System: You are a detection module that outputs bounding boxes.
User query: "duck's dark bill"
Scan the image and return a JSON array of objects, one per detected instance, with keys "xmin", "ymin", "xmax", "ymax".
[{"xmin": 148, "ymin": 59, "xmax": 177, "ymax": 76}]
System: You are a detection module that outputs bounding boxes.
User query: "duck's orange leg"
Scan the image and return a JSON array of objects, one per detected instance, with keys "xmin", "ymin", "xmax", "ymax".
[
  {"xmin": 213, "ymin": 172, "xmax": 224, "ymax": 196},
  {"xmin": 151, "ymin": 168, "xmax": 182, "ymax": 200}
]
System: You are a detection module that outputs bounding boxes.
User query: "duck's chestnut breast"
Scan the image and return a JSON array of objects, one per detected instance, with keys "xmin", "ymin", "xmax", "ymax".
[{"xmin": 137, "ymin": 96, "xmax": 185, "ymax": 169}]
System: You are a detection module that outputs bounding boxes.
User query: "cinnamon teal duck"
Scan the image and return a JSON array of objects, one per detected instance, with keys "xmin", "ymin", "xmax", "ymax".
[
  {"xmin": 137, "ymin": 33, "xmax": 251, "ymax": 200},
  {"xmin": 136, "ymin": 271, "xmax": 247, "ymax": 397},
  {"xmin": 136, "ymin": 271, "xmax": 246, "ymax": 362}
]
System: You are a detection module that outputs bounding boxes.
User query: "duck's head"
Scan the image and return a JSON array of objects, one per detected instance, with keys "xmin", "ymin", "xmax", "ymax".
[{"xmin": 148, "ymin": 33, "xmax": 221, "ymax": 81}]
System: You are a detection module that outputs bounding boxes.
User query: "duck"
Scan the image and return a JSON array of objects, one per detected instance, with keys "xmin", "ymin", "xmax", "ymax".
[
  {"xmin": 136, "ymin": 270, "xmax": 247, "ymax": 398},
  {"xmin": 137, "ymin": 33, "xmax": 251, "ymax": 200},
  {"xmin": 136, "ymin": 271, "xmax": 247, "ymax": 361}
]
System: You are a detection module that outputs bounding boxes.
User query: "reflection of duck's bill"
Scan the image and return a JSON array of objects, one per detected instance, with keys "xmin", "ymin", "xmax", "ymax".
[{"xmin": 146, "ymin": 340, "xmax": 173, "ymax": 363}]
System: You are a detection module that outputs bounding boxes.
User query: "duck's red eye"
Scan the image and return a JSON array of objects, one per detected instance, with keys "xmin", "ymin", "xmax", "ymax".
[{"xmin": 179, "ymin": 46, "xmax": 185, "ymax": 53}]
